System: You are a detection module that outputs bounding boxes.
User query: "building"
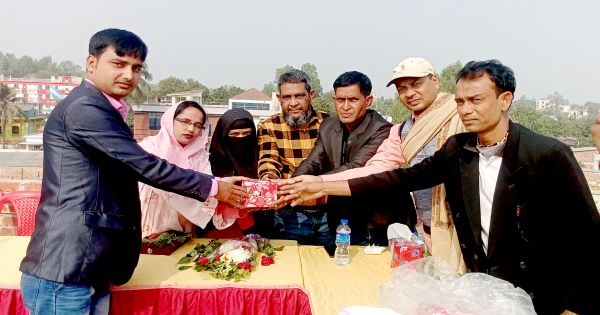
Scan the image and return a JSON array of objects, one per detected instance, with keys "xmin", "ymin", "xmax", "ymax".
[
  {"xmin": 133, "ymin": 88, "xmax": 281, "ymax": 142},
  {"xmin": 164, "ymin": 89, "xmax": 204, "ymax": 106},
  {"xmin": 0, "ymin": 104, "xmax": 45, "ymax": 147},
  {"xmin": 0, "ymin": 75, "xmax": 82, "ymax": 113},
  {"xmin": 229, "ymin": 88, "xmax": 280, "ymax": 124},
  {"xmin": 131, "ymin": 102, "xmax": 229, "ymax": 142},
  {"xmin": 536, "ymin": 99, "xmax": 554, "ymax": 111}
]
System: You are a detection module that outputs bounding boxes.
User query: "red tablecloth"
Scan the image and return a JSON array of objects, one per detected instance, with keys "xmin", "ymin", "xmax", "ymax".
[{"xmin": 1, "ymin": 286, "xmax": 312, "ymax": 315}]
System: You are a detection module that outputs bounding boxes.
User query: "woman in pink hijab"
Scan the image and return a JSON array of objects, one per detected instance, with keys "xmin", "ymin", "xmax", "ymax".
[{"xmin": 138, "ymin": 101, "xmax": 239, "ymax": 237}]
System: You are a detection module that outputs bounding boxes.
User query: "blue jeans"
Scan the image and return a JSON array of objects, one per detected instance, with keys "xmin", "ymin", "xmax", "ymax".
[
  {"xmin": 274, "ymin": 209, "xmax": 332, "ymax": 245},
  {"xmin": 20, "ymin": 273, "xmax": 110, "ymax": 315}
]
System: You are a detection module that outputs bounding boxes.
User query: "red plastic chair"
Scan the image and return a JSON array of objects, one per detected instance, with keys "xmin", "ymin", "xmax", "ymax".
[{"xmin": 0, "ymin": 191, "xmax": 41, "ymax": 236}]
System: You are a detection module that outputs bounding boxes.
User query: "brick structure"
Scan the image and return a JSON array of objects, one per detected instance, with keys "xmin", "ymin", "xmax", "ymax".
[{"xmin": 0, "ymin": 151, "xmax": 42, "ymax": 236}]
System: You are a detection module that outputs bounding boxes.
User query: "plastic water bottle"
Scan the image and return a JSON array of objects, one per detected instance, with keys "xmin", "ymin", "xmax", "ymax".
[{"xmin": 334, "ymin": 218, "xmax": 351, "ymax": 266}]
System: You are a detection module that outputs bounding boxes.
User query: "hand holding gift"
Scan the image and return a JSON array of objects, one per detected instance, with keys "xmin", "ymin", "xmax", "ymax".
[{"xmin": 241, "ymin": 179, "xmax": 279, "ymax": 210}]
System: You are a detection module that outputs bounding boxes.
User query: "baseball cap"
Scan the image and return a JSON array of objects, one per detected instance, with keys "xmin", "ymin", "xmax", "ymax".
[{"xmin": 386, "ymin": 57, "xmax": 435, "ymax": 87}]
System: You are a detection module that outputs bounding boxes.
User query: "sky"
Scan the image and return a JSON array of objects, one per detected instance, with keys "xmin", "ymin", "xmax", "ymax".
[{"xmin": 1, "ymin": 0, "xmax": 599, "ymax": 104}]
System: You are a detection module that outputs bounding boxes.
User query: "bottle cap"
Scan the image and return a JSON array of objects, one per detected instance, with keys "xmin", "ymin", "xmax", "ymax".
[{"xmin": 340, "ymin": 218, "xmax": 348, "ymax": 224}]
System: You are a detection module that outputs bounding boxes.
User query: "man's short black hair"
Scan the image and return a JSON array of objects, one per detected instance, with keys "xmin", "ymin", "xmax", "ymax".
[
  {"xmin": 89, "ymin": 28, "xmax": 148, "ymax": 61},
  {"xmin": 455, "ymin": 60, "xmax": 515, "ymax": 96},
  {"xmin": 333, "ymin": 71, "xmax": 372, "ymax": 96}
]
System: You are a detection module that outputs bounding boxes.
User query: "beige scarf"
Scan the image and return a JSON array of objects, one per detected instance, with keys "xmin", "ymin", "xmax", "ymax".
[{"xmin": 400, "ymin": 92, "xmax": 468, "ymax": 274}]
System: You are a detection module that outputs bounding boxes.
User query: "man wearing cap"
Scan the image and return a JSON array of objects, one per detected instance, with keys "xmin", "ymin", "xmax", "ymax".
[
  {"xmin": 282, "ymin": 60, "xmax": 600, "ymax": 314},
  {"xmin": 291, "ymin": 58, "xmax": 467, "ymax": 271}
]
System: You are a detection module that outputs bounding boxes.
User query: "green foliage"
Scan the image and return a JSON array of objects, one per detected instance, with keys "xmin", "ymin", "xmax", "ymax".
[
  {"xmin": 300, "ymin": 63, "xmax": 323, "ymax": 97},
  {"xmin": 312, "ymin": 90, "xmax": 335, "ymax": 115},
  {"xmin": 262, "ymin": 82, "xmax": 276, "ymax": 97},
  {"xmin": 177, "ymin": 237, "xmax": 283, "ymax": 282},
  {"xmin": 438, "ymin": 60, "xmax": 462, "ymax": 94},
  {"xmin": 0, "ymin": 51, "xmax": 84, "ymax": 78},
  {"xmin": 390, "ymin": 98, "xmax": 412, "ymax": 124},
  {"xmin": 126, "ymin": 63, "xmax": 153, "ymax": 104},
  {"xmin": 153, "ymin": 76, "xmax": 207, "ymax": 99},
  {"xmin": 268, "ymin": 63, "xmax": 324, "ymax": 97},
  {"xmin": 510, "ymin": 105, "xmax": 595, "ymax": 147},
  {"xmin": 204, "ymin": 85, "xmax": 245, "ymax": 104},
  {"xmin": 142, "ymin": 231, "xmax": 190, "ymax": 248},
  {"xmin": 513, "ymin": 95, "xmax": 536, "ymax": 108}
]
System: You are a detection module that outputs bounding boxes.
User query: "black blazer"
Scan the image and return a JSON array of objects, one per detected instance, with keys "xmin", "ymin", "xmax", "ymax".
[
  {"xmin": 20, "ymin": 80, "xmax": 214, "ymax": 288},
  {"xmin": 349, "ymin": 121, "xmax": 600, "ymax": 314}
]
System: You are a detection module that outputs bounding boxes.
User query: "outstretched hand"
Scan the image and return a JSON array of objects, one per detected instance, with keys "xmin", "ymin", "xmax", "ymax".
[
  {"xmin": 215, "ymin": 176, "xmax": 249, "ymax": 208},
  {"xmin": 281, "ymin": 182, "xmax": 329, "ymax": 207}
]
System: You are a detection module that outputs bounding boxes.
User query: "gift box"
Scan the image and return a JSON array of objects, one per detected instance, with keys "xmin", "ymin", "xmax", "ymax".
[
  {"xmin": 140, "ymin": 231, "xmax": 190, "ymax": 255},
  {"xmin": 241, "ymin": 179, "xmax": 278, "ymax": 209},
  {"xmin": 390, "ymin": 239, "xmax": 425, "ymax": 268}
]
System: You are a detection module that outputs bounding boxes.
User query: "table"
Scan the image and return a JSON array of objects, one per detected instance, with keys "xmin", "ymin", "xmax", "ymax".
[
  {"xmin": 1, "ymin": 237, "xmax": 396, "ymax": 315},
  {"xmin": 299, "ymin": 245, "xmax": 393, "ymax": 315},
  {"xmin": 0, "ymin": 237, "xmax": 312, "ymax": 315}
]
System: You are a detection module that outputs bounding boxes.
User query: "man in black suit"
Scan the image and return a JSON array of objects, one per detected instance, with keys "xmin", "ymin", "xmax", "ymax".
[
  {"xmin": 19, "ymin": 28, "xmax": 248, "ymax": 315},
  {"xmin": 283, "ymin": 60, "xmax": 600, "ymax": 314}
]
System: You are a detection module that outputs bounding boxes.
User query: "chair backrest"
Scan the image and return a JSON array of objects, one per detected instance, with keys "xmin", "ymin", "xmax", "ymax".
[{"xmin": 0, "ymin": 191, "xmax": 41, "ymax": 236}]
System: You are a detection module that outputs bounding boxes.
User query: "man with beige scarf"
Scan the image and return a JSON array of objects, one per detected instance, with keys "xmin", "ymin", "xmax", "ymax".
[{"xmin": 292, "ymin": 57, "xmax": 467, "ymax": 273}]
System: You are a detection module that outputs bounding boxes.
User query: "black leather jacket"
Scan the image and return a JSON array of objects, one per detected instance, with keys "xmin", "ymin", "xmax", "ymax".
[{"xmin": 294, "ymin": 109, "xmax": 392, "ymax": 176}]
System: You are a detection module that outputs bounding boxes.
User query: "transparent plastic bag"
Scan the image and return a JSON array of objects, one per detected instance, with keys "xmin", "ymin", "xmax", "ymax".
[{"xmin": 380, "ymin": 257, "xmax": 536, "ymax": 315}]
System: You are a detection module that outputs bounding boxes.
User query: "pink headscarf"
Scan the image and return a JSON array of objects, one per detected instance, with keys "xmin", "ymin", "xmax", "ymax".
[{"xmin": 138, "ymin": 102, "xmax": 236, "ymax": 235}]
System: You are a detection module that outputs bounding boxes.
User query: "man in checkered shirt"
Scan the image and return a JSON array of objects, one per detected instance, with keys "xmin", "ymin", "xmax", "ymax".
[{"xmin": 257, "ymin": 69, "xmax": 330, "ymax": 244}]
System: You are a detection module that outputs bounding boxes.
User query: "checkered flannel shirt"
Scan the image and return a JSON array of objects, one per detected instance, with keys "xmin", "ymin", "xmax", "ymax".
[{"xmin": 257, "ymin": 109, "xmax": 329, "ymax": 180}]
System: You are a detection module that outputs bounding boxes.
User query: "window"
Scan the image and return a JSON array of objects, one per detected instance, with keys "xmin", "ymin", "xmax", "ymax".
[
  {"xmin": 12, "ymin": 126, "xmax": 20, "ymax": 135},
  {"xmin": 231, "ymin": 101, "xmax": 269, "ymax": 110},
  {"xmin": 148, "ymin": 112, "xmax": 162, "ymax": 130}
]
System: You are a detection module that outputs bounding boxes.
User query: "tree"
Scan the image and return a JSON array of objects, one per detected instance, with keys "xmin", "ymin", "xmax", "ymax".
[
  {"xmin": 438, "ymin": 61, "xmax": 463, "ymax": 94},
  {"xmin": 0, "ymin": 84, "xmax": 25, "ymax": 148},
  {"xmin": 204, "ymin": 85, "xmax": 245, "ymax": 104},
  {"xmin": 546, "ymin": 91, "xmax": 569, "ymax": 106},
  {"xmin": 390, "ymin": 95, "xmax": 411, "ymax": 123},
  {"xmin": 300, "ymin": 63, "xmax": 323, "ymax": 97},
  {"xmin": 312, "ymin": 91, "xmax": 335, "ymax": 115},
  {"xmin": 513, "ymin": 95, "xmax": 536, "ymax": 108},
  {"xmin": 264, "ymin": 63, "xmax": 324, "ymax": 97},
  {"xmin": 262, "ymin": 82, "xmax": 276, "ymax": 97},
  {"xmin": 126, "ymin": 63, "xmax": 153, "ymax": 104},
  {"xmin": 153, "ymin": 76, "xmax": 207, "ymax": 99},
  {"xmin": 0, "ymin": 51, "xmax": 84, "ymax": 78}
]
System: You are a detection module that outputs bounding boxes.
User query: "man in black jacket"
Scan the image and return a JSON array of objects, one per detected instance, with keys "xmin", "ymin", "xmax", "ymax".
[
  {"xmin": 19, "ymin": 28, "xmax": 248, "ymax": 315},
  {"xmin": 291, "ymin": 71, "xmax": 414, "ymax": 245},
  {"xmin": 283, "ymin": 60, "xmax": 600, "ymax": 314}
]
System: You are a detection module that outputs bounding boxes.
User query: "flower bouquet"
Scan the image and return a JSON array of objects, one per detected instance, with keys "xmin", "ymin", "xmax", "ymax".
[
  {"xmin": 177, "ymin": 234, "xmax": 283, "ymax": 281},
  {"xmin": 141, "ymin": 230, "xmax": 191, "ymax": 255}
]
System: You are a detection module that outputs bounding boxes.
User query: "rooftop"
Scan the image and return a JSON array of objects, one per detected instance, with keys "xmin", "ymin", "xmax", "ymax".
[{"xmin": 230, "ymin": 88, "xmax": 271, "ymax": 101}]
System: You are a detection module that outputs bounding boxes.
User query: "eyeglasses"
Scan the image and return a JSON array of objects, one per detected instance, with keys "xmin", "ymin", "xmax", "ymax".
[{"xmin": 174, "ymin": 117, "xmax": 205, "ymax": 130}]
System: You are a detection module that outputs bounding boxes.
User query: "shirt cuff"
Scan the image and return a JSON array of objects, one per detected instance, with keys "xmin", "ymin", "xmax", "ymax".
[{"xmin": 209, "ymin": 177, "xmax": 220, "ymax": 197}]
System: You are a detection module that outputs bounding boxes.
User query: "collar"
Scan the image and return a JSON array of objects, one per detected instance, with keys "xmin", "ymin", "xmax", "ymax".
[{"xmin": 84, "ymin": 79, "xmax": 129, "ymax": 121}]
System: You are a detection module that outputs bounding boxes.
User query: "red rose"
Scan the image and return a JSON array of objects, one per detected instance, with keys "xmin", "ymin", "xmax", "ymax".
[
  {"xmin": 197, "ymin": 256, "xmax": 209, "ymax": 266},
  {"xmin": 237, "ymin": 262, "xmax": 252, "ymax": 270},
  {"xmin": 261, "ymin": 255, "xmax": 275, "ymax": 266},
  {"xmin": 214, "ymin": 254, "xmax": 221, "ymax": 262}
]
